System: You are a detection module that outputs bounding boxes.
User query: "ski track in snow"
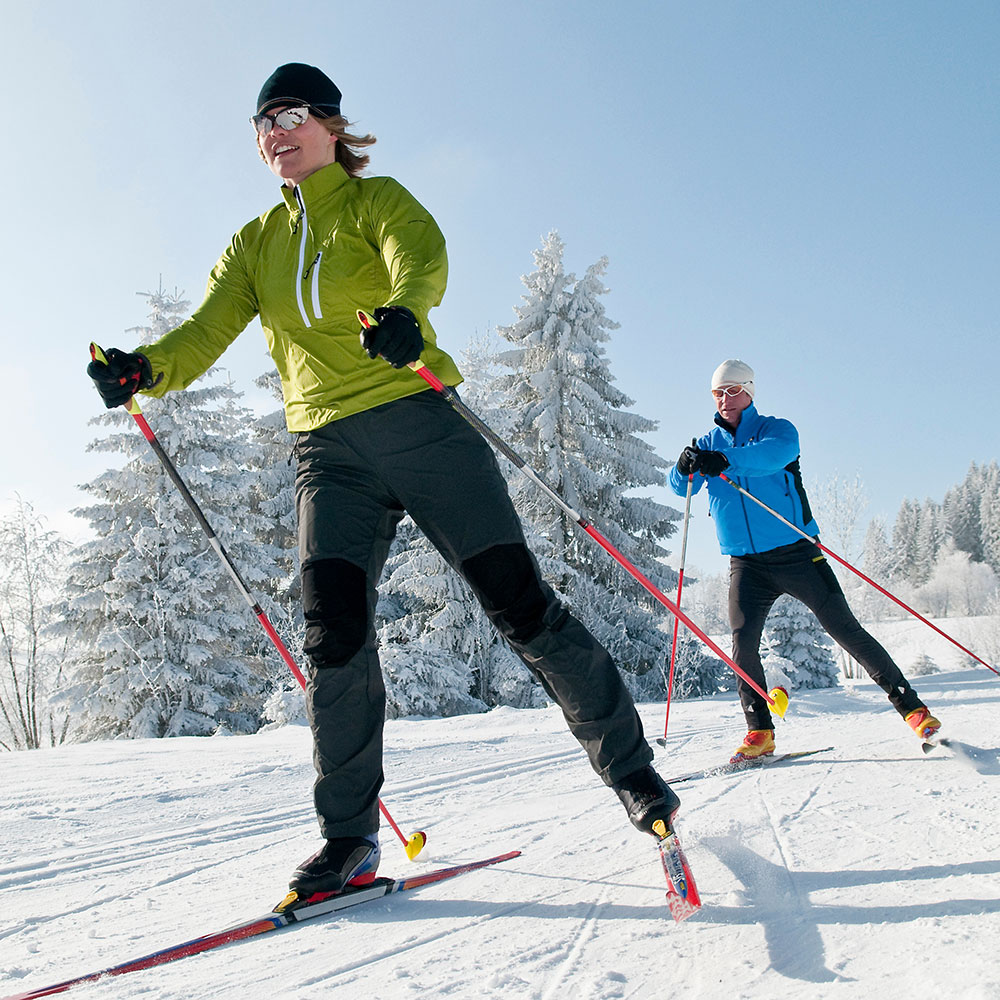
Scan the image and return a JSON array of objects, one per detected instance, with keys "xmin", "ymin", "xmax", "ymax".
[{"xmin": 3, "ymin": 626, "xmax": 1000, "ymax": 1000}]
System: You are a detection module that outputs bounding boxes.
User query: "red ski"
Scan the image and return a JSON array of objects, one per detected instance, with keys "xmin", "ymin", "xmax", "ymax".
[
  {"xmin": 3, "ymin": 851, "xmax": 521, "ymax": 1000},
  {"xmin": 652, "ymin": 820, "xmax": 702, "ymax": 922}
]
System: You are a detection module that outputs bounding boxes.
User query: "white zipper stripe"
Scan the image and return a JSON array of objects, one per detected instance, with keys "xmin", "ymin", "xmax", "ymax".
[
  {"xmin": 311, "ymin": 251, "xmax": 323, "ymax": 319},
  {"xmin": 293, "ymin": 188, "xmax": 311, "ymax": 329}
]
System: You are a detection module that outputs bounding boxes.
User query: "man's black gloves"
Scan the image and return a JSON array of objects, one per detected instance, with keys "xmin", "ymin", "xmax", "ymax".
[
  {"xmin": 87, "ymin": 348, "xmax": 156, "ymax": 409},
  {"xmin": 696, "ymin": 450, "xmax": 730, "ymax": 477},
  {"xmin": 676, "ymin": 441, "xmax": 730, "ymax": 477},
  {"xmin": 676, "ymin": 443, "xmax": 700, "ymax": 476},
  {"xmin": 360, "ymin": 306, "xmax": 424, "ymax": 368}
]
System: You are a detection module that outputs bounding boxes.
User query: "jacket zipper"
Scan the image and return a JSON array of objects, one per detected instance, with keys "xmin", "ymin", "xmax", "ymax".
[
  {"xmin": 310, "ymin": 251, "xmax": 323, "ymax": 319},
  {"xmin": 293, "ymin": 188, "xmax": 312, "ymax": 328}
]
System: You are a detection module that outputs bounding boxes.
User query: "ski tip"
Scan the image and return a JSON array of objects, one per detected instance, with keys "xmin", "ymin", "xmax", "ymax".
[
  {"xmin": 405, "ymin": 831, "xmax": 427, "ymax": 861},
  {"xmin": 769, "ymin": 686, "xmax": 789, "ymax": 718}
]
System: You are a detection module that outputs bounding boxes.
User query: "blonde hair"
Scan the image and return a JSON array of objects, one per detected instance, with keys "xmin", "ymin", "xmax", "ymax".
[{"xmin": 256, "ymin": 112, "xmax": 376, "ymax": 178}]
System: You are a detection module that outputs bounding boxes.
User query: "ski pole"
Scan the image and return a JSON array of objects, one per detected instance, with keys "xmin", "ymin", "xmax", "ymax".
[
  {"xmin": 660, "ymin": 472, "xmax": 694, "ymax": 742},
  {"xmin": 718, "ymin": 472, "xmax": 1000, "ymax": 678},
  {"xmin": 89, "ymin": 344, "xmax": 427, "ymax": 859},
  {"xmin": 357, "ymin": 314, "xmax": 782, "ymax": 712}
]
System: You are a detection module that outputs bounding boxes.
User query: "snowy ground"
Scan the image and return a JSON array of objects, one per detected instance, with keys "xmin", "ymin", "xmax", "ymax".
[{"xmin": 2, "ymin": 621, "xmax": 999, "ymax": 1000}]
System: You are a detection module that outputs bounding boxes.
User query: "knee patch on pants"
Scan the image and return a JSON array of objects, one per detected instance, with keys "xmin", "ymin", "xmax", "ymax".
[
  {"xmin": 302, "ymin": 558, "xmax": 368, "ymax": 668},
  {"xmin": 461, "ymin": 543, "xmax": 550, "ymax": 644}
]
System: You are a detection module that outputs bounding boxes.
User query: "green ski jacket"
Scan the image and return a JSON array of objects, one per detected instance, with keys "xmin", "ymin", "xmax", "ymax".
[{"xmin": 138, "ymin": 162, "xmax": 462, "ymax": 431}]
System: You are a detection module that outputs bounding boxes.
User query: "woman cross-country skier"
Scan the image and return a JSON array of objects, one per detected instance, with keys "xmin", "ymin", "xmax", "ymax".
[{"xmin": 88, "ymin": 62, "xmax": 678, "ymax": 898}]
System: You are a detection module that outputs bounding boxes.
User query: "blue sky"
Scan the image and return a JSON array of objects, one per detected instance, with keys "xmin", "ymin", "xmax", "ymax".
[{"xmin": 1, "ymin": 0, "xmax": 996, "ymax": 577}]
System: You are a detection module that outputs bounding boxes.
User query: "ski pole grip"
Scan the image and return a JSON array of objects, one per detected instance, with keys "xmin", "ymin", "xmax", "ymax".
[{"xmin": 89, "ymin": 342, "xmax": 144, "ymax": 415}]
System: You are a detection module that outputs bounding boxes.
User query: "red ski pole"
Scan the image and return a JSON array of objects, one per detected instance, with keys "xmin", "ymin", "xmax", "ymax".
[
  {"xmin": 357, "ymin": 314, "xmax": 783, "ymax": 712},
  {"xmin": 718, "ymin": 472, "xmax": 999, "ymax": 678},
  {"xmin": 89, "ymin": 344, "xmax": 426, "ymax": 859},
  {"xmin": 661, "ymin": 473, "xmax": 694, "ymax": 742}
]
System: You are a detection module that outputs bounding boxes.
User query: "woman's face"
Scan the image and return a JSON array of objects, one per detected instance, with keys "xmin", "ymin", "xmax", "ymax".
[{"xmin": 258, "ymin": 107, "xmax": 337, "ymax": 187}]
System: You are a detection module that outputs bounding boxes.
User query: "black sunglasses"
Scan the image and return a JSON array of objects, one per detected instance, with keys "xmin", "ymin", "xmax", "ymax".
[{"xmin": 250, "ymin": 106, "xmax": 313, "ymax": 136}]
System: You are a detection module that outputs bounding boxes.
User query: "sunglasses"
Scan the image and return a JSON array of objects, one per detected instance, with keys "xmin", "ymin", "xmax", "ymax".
[
  {"xmin": 711, "ymin": 384, "xmax": 747, "ymax": 399},
  {"xmin": 250, "ymin": 106, "xmax": 312, "ymax": 136}
]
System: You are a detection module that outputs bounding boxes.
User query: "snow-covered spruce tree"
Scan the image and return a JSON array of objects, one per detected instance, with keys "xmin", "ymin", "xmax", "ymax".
[
  {"xmin": 493, "ymin": 233, "xmax": 681, "ymax": 693},
  {"xmin": 980, "ymin": 461, "xmax": 1000, "ymax": 576},
  {"xmin": 58, "ymin": 286, "xmax": 285, "ymax": 739},
  {"xmin": 890, "ymin": 498, "xmax": 920, "ymax": 584},
  {"xmin": 373, "ymin": 331, "xmax": 548, "ymax": 714},
  {"xmin": 251, "ymin": 368, "xmax": 308, "ymax": 726},
  {"xmin": 858, "ymin": 516, "xmax": 896, "ymax": 626},
  {"xmin": 376, "ymin": 517, "xmax": 490, "ymax": 719},
  {"xmin": 762, "ymin": 595, "xmax": 839, "ymax": 689},
  {"xmin": 944, "ymin": 464, "xmax": 985, "ymax": 563}
]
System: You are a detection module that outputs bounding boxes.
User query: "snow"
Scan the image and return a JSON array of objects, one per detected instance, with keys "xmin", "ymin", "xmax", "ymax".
[{"xmin": 2, "ymin": 621, "xmax": 999, "ymax": 1000}]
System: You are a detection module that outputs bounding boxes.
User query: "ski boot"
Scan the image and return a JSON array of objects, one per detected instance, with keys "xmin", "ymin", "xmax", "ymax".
[
  {"xmin": 287, "ymin": 836, "xmax": 380, "ymax": 901},
  {"xmin": 730, "ymin": 729, "xmax": 775, "ymax": 764},
  {"xmin": 613, "ymin": 765, "xmax": 681, "ymax": 836},
  {"xmin": 905, "ymin": 707, "xmax": 941, "ymax": 741}
]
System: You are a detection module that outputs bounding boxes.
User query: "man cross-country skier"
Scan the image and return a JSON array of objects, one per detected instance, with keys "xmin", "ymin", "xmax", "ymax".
[
  {"xmin": 668, "ymin": 359, "xmax": 941, "ymax": 763},
  {"xmin": 88, "ymin": 62, "xmax": 679, "ymax": 899}
]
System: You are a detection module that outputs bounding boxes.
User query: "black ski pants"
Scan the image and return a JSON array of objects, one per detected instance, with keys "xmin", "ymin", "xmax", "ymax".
[
  {"xmin": 729, "ymin": 539, "xmax": 925, "ymax": 731},
  {"xmin": 294, "ymin": 390, "xmax": 652, "ymax": 838}
]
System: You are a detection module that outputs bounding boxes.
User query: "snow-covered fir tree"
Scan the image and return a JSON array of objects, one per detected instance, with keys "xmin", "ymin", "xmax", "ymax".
[
  {"xmin": 762, "ymin": 595, "xmax": 839, "ymax": 688},
  {"xmin": 980, "ymin": 461, "xmax": 1000, "ymax": 576},
  {"xmin": 376, "ymin": 517, "xmax": 491, "ymax": 719},
  {"xmin": 251, "ymin": 368, "xmax": 308, "ymax": 725},
  {"xmin": 373, "ymin": 330, "xmax": 549, "ymax": 714},
  {"xmin": 492, "ymin": 232, "xmax": 682, "ymax": 691},
  {"xmin": 944, "ymin": 464, "xmax": 986, "ymax": 563},
  {"xmin": 58, "ymin": 285, "xmax": 289, "ymax": 738}
]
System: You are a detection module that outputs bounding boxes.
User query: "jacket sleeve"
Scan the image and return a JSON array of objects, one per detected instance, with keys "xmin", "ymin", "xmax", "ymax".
[
  {"xmin": 721, "ymin": 417, "xmax": 800, "ymax": 476},
  {"xmin": 136, "ymin": 230, "xmax": 260, "ymax": 396},
  {"xmin": 667, "ymin": 463, "xmax": 707, "ymax": 496},
  {"xmin": 364, "ymin": 178, "xmax": 448, "ymax": 323}
]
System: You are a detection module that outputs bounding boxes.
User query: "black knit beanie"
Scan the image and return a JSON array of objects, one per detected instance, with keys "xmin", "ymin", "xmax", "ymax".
[{"xmin": 256, "ymin": 63, "xmax": 342, "ymax": 116}]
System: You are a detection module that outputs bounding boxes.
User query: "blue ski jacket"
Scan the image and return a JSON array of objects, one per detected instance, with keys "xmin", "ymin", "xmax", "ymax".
[{"xmin": 667, "ymin": 404, "xmax": 819, "ymax": 556}]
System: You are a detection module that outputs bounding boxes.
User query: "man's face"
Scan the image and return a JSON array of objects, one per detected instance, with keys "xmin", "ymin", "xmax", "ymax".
[{"xmin": 713, "ymin": 384, "xmax": 752, "ymax": 426}]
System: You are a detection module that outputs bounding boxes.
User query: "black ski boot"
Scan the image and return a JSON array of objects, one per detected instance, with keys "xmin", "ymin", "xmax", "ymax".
[
  {"xmin": 613, "ymin": 766, "xmax": 680, "ymax": 836},
  {"xmin": 289, "ymin": 836, "xmax": 380, "ymax": 897}
]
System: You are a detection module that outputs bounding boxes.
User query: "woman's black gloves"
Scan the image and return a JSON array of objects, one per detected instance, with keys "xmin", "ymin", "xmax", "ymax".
[
  {"xmin": 87, "ymin": 348, "xmax": 156, "ymax": 408},
  {"xmin": 360, "ymin": 306, "xmax": 424, "ymax": 368}
]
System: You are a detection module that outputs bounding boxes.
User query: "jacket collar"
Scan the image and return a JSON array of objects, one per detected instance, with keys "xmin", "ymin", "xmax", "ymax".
[
  {"xmin": 279, "ymin": 162, "xmax": 351, "ymax": 223},
  {"xmin": 714, "ymin": 402, "xmax": 759, "ymax": 442}
]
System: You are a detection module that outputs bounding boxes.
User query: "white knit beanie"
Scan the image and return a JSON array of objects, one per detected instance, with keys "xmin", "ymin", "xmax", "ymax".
[{"xmin": 711, "ymin": 359, "xmax": 755, "ymax": 399}]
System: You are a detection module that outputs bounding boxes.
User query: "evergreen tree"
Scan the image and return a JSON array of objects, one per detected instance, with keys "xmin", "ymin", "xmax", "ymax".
[
  {"xmin": 58, "ymin": 285, "xmax": 285, "ymax": 738},
  {"xmin": 858, "ymin": 516, "xmax": 896, "ymax": 624},
  {"xmin": 980, "ymin": 461, "xmax": 1000, "ymax": 576},
  {"xmin": 373, "ymin": 332, "xmax": 549, "ymax": 714},
  {"xmin": 493, "ymin": 232, "xmax": 680, "ymax": 685},
  {"xmin": 251, "ymin": 369, "xmax": 307, "ymax": 723},
  {"xmin": 890, "ymin": 499, "xmax": 919, "ymax": 582},
  {"xmin": 912, "ymin": 499, "xmax": 944, "ymax": 585},
  {"xmin": 943, "ymin": 464, "xmax": 984, "ymax": 562},
  {"xmin": 763, "ymin": 595, "xmax": 839, "ymax": 688}
]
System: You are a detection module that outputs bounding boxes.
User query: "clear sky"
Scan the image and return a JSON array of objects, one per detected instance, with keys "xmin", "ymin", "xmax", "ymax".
[{"xmin": 1, "ymin": 0, "xmax": 996, "ymax": 578}]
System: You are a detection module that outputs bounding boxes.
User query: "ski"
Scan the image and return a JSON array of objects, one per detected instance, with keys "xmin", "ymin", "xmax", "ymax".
[
  {"xmin": 652, "ymin": 820, "xmax": 701, "ymax": 922},
  {"xmin": 2, "ymin": 851, "xmax": 521, "ymax": 1000},
  {"xmin": 659, "ymin": 746, "xmax": 834, "ymax": 785}
]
